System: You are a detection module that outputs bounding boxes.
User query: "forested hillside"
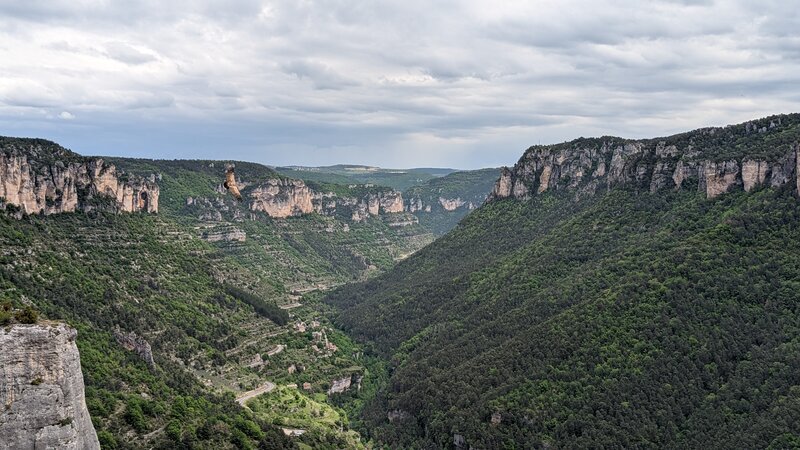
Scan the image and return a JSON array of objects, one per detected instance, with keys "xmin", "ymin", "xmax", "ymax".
[
  {"xmin": 404, "ymin": 168, "xmax": 499, "ymax": 235},
  {"xmin": 325, "ymin": 115, "xmax": 800, "ymax": 449},
  {"xmin": 0, "ymin": 139, "xmax": 433, "ymax": 449}
]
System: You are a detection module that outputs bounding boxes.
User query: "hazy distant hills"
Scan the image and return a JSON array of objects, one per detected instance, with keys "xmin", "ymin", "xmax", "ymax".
[
  {"xmin": 275, "ymin": 164, "xmax": 458, "ymax": 191},
  {"xmin": 276, "ymin": 164, "xmax": 501, "ymax": 235}
]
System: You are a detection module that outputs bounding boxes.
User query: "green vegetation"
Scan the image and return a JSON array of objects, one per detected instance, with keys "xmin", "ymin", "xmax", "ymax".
[
  {"xmin": 224, "ymin": 285, "xmax": 289, "ymax": 326},
  {"xmin": 0, "ymin": 300, "xmax": 12, "ymax": 325},
  {"xmin": 14, "ymin": 305, "xmax": 39, "ymax": 324},
  {"xmin": 404, "ymin": 168, "xmax": 499, "ymax": 235},
  {"xmin": 0, "ymin": 211, "xmax": 295, "ymax": 449},
  {"xmin": 248, "ymin": 386, "xmax": 365, "ymax": 449},
  {"xmin": 0, "ymin": 136, "xmax": 85, "ymax": 167},
  {"xmin": 327, "ymin": 182, "xmax": 800, "ymax": 448},
  {"xmin": 275, "ymin": 165, "xmax": 456, "ymax": 191},
  {"xmin": 0, "ymin": 140, "xmax": 438, "ymax": 448}
]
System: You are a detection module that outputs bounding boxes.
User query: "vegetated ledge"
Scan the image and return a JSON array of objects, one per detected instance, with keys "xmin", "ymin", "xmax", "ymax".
[
  {"xmin": 0, "ymin": 322, "xmax": 100, "ymax": 450},
  {"xmin": 488, "ymin": 114, "xmax": 800, "ymax": 202}
]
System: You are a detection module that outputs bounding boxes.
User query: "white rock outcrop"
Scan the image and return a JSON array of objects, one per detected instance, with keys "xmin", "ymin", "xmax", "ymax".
[
  {"xmin": 327, "ymin": 375, "xmax": 353, "ymax": 395},
  {"xmin": 0, "ymin": 140, "xmax": 159, "ymax": 215},
  {"xmin": 0, "ymin": 323, "xmax": 100, "ymax": 450},
  {"xmin": 487, "ymin": 116, "xmax": 800, "ymax": 203}
]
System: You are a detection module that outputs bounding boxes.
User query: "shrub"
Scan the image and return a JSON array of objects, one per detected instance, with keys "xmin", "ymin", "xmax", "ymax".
[
  {"xmin": 166, "ymin": 419, "xmax": 182, "ymax": 442},
  {"xmin": 97, "ymin": 430, "xmax": 118, "ymax": 449},
  {"xmin": 124, "ymin": 400, "xmax": 148, "ymax": 432},
  {"xmin": 14, "ymin": 306, "xmax": 38, "ymax": 324}
]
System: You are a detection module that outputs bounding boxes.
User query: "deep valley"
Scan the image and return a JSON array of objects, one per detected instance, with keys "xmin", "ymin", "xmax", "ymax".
[{"xmin": 3, "ymin": 114, "xmax": 800, "ymax": 449}]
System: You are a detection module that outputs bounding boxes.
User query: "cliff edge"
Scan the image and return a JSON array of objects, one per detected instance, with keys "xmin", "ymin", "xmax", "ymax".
[
  {"xmin": 0, "ymin": 323, "xmax": 100, "ymax": 450},
  {"xmin": 0, "ymin": 137, "xmax": 159, "ymax": 215},
  {"xmin": 489, "ymin": 114, "xmax": 800, "ymax": 202}
]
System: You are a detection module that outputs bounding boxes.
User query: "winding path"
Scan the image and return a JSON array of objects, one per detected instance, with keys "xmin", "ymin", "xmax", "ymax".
[{"xmin": 236, "ymin": 381, "xmax": 276, "ymax": 407}]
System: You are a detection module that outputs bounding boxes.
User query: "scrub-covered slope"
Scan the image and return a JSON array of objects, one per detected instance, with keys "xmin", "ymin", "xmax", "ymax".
[
  {"xmin": 325, "ymin": 114, "xmax": 800, "ymax": 449},
  {"xmin": 404, "ymin": 168, "xmax": 499, "ymax": 235},
  {"xmin": 0, "ymin": 138, "xmax": 433, "ymax": 449}
]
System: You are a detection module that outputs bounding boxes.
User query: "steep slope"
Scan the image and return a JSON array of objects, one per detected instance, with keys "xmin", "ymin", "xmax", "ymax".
[
  {"xmin": 0, "ymin": 323, "xmax": 100, "ymax": 450},
  {"xmin": 404, "ymin": 168, "xmax": 500, "ymax": 235},
  {"xmin": 325, "ymin": 114, "xmax": 800, "ymax": 449},
  {"xmin": 0, "ymin": 137, "xmax": 158, "ymax": 215},
  {"xmin": 0, "ymin": 139, "xmax": 432, "ymax": 449},
  {"xmin": 0, "ymin": 210, "xmax": 295, "ymax": 449}
]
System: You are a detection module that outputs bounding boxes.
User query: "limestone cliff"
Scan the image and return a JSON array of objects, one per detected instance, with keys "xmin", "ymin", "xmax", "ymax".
[
  {"xmin": 346, "ymin": 191, "xmax": 405, "ymax": 222},
  {"xmin": 0, "ymin": 323, "xmax": 100, "ymax": 450},
  {"xmin": 249, "ymin": 178, "xmax": 315, "ymax": 218},
  {"xmin": 0, "ymin": 137, "xmax": 159, "ymax": 215},
  {"xmin": 404, "ymin": 169, "xmax": 498, "ymax": 222},
  {"xmin": 195, "ymin": 174, "xmax": 406, "ymax": 222},
  {"xmin": 488, "ymin": 115, "xmax": 800, "ymax": 203}
]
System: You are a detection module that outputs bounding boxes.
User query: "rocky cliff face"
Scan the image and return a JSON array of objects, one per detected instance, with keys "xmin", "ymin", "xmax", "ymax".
[
  {"xmin": 327, "ymin": 374, "xmax": 362, "ymax": 395},
  {"xmin": 488, "ymin": 115, "xmax": 800, "ymax": 203},
  {"xmin": 346, "ymin": 191, "xmax": 405, "ymax": 222},
  {"xmin": 113, "ymin": 326, "xmax": 156, "ymax": 370},
  {"xmin": 406, "ymin": 195, "xmax": 479, "ymax": 213},
  {"xmin": 249, "ymin": 178, "xmax": 315, "ymax": 218},
  {"xmin": 195, "ymin": 175, "xmax": 407, "ymax": 223},
  {"xmin": 0, "ymin": 323, "xmax": 100, "ymax": 450},
  {"xmin": 0, "ymin": 138, "xmax": 159, "ymax": 215}
]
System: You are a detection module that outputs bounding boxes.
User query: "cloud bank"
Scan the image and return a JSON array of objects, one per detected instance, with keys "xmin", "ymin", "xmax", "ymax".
[{"xmin": 0, "ymin": 0, "xmax": 798, "ymax": 168}]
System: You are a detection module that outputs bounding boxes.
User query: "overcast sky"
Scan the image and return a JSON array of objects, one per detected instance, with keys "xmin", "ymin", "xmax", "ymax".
[{"xmin": 0, "ymin": 0, "xmax": 798, "ymax": 169}]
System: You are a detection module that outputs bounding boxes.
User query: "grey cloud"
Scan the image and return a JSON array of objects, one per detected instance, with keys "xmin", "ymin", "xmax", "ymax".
[
  {"xmin": 103, "ymin": 42, "xmax": 156, "ymax": 65},
  {"xmin": 0, "ymin": 0, "xmax": 798, "ymax": 169},
  {"xmin": 280, "ymin": 60, "xmax": 359, "ymax": 90},
  {"xmin": 123, "ymin": 92, "xmax": 175, "ymax": 109}
]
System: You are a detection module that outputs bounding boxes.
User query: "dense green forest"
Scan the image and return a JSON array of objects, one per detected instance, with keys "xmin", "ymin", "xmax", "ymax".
[
  {"xmin": 326, "ymin": 116, "xmax": 800, "ymax": 448},
  {"xmin": 0, "ymin": 212, "xmax": 295, "ymax": 449},
  {"xmin": 404, "ymin": 168, "xmax": 499, "ymax": 235},
  {"xmin": 0, "ymin": 142, "xmax": 435, "ymax": 448},
  {"xmin": 328, "ymin": 186, "xmax": 800, "ymax": 448}
]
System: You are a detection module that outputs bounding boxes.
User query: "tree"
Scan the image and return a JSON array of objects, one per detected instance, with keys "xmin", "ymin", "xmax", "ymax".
[{"xmin": 14, "ymin": 305, "xmax": 38, "ymax": 324}]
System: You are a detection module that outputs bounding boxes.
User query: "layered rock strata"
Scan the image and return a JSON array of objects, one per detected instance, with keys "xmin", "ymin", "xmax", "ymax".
[
  {"xmin": 0, "ymin": 323, "xmax": 100, "ymax": 450},
  {"xmin": 489, "ymin": 117, "xmax": 800, "ymax": 202},
  {"xmin": 0, "ymin": 139, "xmax": 159, "ymax": 215}
]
